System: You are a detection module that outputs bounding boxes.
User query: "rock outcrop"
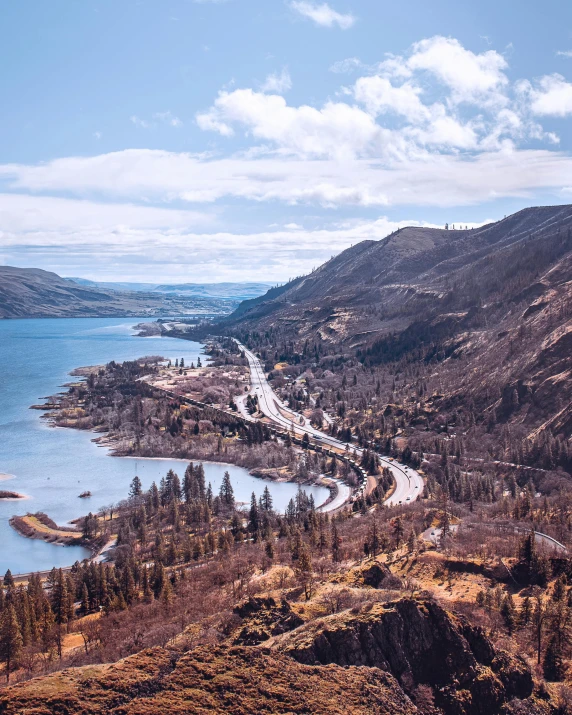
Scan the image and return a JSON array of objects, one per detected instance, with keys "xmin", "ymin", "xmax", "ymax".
[
  {"xmin": 0, "ymin": 645, "xmax": 417, "ymax": 715},
  {"xmin": 232, "ymin": 596, "xmax": 304, "ymax": 645},
  {"xmin": 0, "ymin": 598, "xmax": 547, "ymax": 715},
  {"xmin": 275, "ymin": 598, "xmax": 534, "ymax": 715}
]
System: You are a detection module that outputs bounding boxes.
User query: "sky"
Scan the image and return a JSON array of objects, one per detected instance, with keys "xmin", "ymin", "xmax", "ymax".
[{"xmin": 1, "ymin": 0, "xmax": 572, "ymax": 283}]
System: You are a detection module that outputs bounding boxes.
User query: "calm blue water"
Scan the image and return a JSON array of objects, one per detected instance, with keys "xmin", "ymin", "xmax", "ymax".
[{"xmin": 0, "ymin": 318, "xmax": 327, "ymax": 575}]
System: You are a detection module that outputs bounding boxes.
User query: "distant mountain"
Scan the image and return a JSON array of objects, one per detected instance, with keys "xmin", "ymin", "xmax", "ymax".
[
  {"xmin": 224, "ymin": 204, "xmax": 572, "ymax": 439},
  {"xmin": 0, "ymin": 267, "xmax": 244, "ymax": 318},
  {"xmin": 67, "ymin": 278, "xmax": 274, "ymax": 301}
]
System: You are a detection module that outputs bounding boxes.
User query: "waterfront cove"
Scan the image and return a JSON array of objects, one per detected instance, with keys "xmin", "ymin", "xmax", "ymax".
[{"xmin": 0, "ymin": 318, "xmax": 328, "ymax": 574}]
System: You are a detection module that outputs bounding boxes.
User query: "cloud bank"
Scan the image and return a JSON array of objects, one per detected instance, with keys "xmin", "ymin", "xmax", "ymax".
[{"xmin": 3, "ymin": 35, "xmax": 572, "ymax": 281}]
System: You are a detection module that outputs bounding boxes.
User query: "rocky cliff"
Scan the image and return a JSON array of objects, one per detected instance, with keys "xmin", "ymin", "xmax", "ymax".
[
  {"xmin": 275, "ymin": 598, "xmax": 534, "ymax": 715},
  {"xmin": 0, "ymin": 598, "xmax": 550, "ymax": 715}
]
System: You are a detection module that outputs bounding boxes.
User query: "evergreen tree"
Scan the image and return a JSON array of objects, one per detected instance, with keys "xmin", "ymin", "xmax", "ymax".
[
  {"xmin": 219, "ymin": 471, "xmax": 235, "ymax": 509},
  {"xmin": 0, "ymin": 605, "xmax": 22, "ymax": 682},
  {"xmin": 392, "ymin": 516, "xmax": 404, "ymax": 547},
  {"xmin": 552, "ymin": 574, "xmax": 566, "ymax": 602},
  {"xmin": 520, "ymin": 530, "xmax": 536, "ymax": 565},
  {"xmin": 3, "ymin": 570, "xmax": 14, "ymax": 590},
  {"xmin": 129, "ymin": 475, "xmax": 143, "ymax": 498},
  {"xmin": 248, "ymin": 492, "xmax": 260, "ymax": 537},
  {"xmin": 142, "ymin": 568, "xmax": 153, "ymax": 603},
  {"xmin": 261, "ymin": 485, "xmax": 273, "ymax": 512}
]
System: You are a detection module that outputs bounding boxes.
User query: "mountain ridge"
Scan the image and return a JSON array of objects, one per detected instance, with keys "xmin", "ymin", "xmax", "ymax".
[{"xmin": 0, "ymin": 266, "xmax": 247, "ymax": 318}]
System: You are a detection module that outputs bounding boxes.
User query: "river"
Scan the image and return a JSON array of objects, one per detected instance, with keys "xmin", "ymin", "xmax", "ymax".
[{"xmin": 0, "ymin": 318, "xmax": 328, "ymax": 575}]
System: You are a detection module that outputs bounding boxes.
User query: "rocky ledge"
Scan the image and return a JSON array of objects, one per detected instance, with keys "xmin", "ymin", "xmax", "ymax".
[{"xmin": 0, "ymin": 597, "xmax": 551, "ymax": 715}]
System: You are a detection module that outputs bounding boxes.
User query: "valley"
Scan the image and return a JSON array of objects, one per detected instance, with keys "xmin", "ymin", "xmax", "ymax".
[{"xmin": 1, "ymin": 205, "xmax": 572, "ymax": 714}]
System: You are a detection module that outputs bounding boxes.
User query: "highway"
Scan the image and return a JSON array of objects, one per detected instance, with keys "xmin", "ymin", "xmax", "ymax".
[{"xmin": 235, "ymin": 341, "xmax": 424, "ymax": 508}]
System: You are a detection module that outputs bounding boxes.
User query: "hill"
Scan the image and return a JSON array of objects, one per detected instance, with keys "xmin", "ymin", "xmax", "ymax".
[
  {"xmin": 0, "ymin": 597, "xmax": 541, "ymax": 714},
  {"xmin": 0, "ymin": 267, "xmax": 242, "ymax": 318},
  {"xmin": 223, "ymin": 204, "xmax": 572, "ymax": 446},
  {"xmin": 68, "ymin": 277, "xmax": 273, "ymax": 301}
]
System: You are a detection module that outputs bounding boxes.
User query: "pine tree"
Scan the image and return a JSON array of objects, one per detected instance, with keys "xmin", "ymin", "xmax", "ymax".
[
  {"xmin": 0, "ymin": 605, "xmax": 22, "ymax": 682},
  {"xmin": 3, "ymin": 570, "xmax": 14, "ymax": 590},
  {"xmin": 129, "ymin": 475, "xmax": 143, "ymax": 498},
  {"xmin": 161, "ymin": 578, "xmax": 174, "ymax": 606},
  {"xmin": 219, "ymin": 471, "xmax": 235, "ymax": 509},
  {"xmin": 248, "ymin": 492, "xmax": 260, "ymax": 537},
  {"xmin": 81, "ymin": 583, "xmax": 89, "ymax": 615},
  {"xmin": 367, "ymin": 517, "xmax": 380, "ymax": 557},
  {"xmin": 392, "ymin": 516, "xmax": 404, "ymax": 547},
  {"xmin": 261, "ymin": 485, "xmax": 273, "ymax": 512},
  {"xmin": 520, "ymin": 529, "xmax": 536, "ymax": 566}
]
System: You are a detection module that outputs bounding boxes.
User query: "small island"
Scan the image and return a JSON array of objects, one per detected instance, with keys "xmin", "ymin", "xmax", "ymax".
[
  {"xmin": 9, "ymin": 512, "xmax": 96, "ymax": 549},
  {"xmin": 0, "ymin": 490, "xmax": 26, "ymax": 500},
  {"xmin": 78, "ymin": 490, "xmax": 92, "ymax": 498}
]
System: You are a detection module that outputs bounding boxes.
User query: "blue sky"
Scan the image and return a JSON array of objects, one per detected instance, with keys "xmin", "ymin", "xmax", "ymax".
[{"xmin": 1, "ymin": 0, "xmax": 572, "ymax": 282}]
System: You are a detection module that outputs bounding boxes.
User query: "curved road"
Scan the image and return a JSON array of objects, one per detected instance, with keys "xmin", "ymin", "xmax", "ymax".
[{"xmin": 235, "ymin": 342, "xmax": 423, "ymax": 507}]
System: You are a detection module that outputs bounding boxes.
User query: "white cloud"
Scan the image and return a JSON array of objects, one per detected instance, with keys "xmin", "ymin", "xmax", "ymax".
[
  {"xmin": 0, "ymin": 200, "xmax": 476, "ymax": 283},
  {"xmin": 261, "ymin": 68, "xmax": 292, "ymax": 94},
  {"xmin": 406, "ymin": 36, "xmax": 509, "ymax": 105},
  {"xmin": 557, "ymin": 50, "xmax": 572, "ymax": 58},
  {"xmin": 353, "ymin": 75, "xmax": 429, "ymax": 121},
  {"xmin": 197, "ymin": 89, "xmax": 385, "ymax": 159},
  {"xmin": 406, "ymin": 114, "xmax": 478, "ymax": 149},
  {"xmin": 519, "ymin": 74, "xmax": 572, "ymax": 116},
  {"xmin": 2, "ymin": 147, "xmax": 572, "ymax": 210},
  {"xmin": 195, "ymin": 35, "xmax": 564, "ymax": 165},
  {"xmin": 289, "ymin": 1, "xmax": 355, "ymax": 29},
  {"xmin": 0, "ymin": 193, "xmax": 212, "ymax": 233},
  {"xmin": 2, "ymin": 33, "xmax": 572, "ymax": 283}
]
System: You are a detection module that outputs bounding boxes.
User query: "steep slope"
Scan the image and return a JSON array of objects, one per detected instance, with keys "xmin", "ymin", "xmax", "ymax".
[
  {"xmin": 222, "ymin": 204, "xmax": 572, "ymax": 441},
  {"xmin": 0, "ymin": 598, "xmax": 546, "ymax": 715},
  {"xmin": 226, "ymin": 205, "xmax": 572, "ymax": 337},
  {"xmin": 275, "ymin": 598, "xmax": 533, "ymax": 715}
]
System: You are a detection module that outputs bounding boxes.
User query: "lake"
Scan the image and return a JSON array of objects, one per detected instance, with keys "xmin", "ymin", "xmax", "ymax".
[{"xmin": 0, "ymin": 318, "xmax": 328, "ymax": 575}]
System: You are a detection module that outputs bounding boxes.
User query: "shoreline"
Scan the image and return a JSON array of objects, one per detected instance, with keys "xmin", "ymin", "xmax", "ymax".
[
  {"xmin": 38, "ymin": 398, "xmax": 333, "ymax": 509},
  {"xmin": 115, "ymin": 456, "xmax": 331, "ymax": 509},
  {"xmin": 9, "ymin": 513, "xmax": 92, "ymax": 550},
  {"xmin": 0, "ymin": 491, "xmax": 29, "ymax": 501},
  {"xmin": 7, "ymin": 325, "xmax": 347, "ymax": 575}
]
